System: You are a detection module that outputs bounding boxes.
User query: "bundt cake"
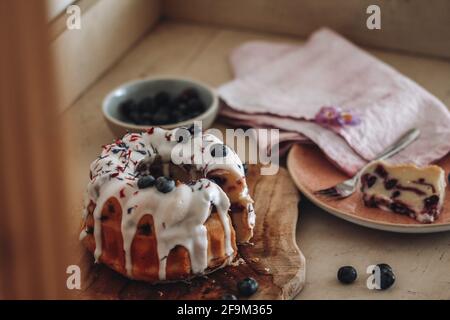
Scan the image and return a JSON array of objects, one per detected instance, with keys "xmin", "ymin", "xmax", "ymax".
[{"xmin": 80, "ymin": 126, "xmax": 255, "ymax": 282}]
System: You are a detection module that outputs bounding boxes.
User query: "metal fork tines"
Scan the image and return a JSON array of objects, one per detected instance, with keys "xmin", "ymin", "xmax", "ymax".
[
  {"xmin": 314, "ymin": 128, "xmax": 420, "ymax": 200},
  {"xmin": 314, "ymin": 178, "xmax": 357, "ymax": 199}
]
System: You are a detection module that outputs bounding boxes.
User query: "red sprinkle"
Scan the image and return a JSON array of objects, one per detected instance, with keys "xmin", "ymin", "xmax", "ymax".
[
  {"xmin": 146, "ymin": 127, "xmax": 155, "ymax": 135},
  {"xmin": 129, "ymin": 134, "xmax": 140, "ymax": 142},
  {"xmin": 110, "ymin": 172, "xmax": 119, "ymax": 178},
  {"xmin": 119, "ymin": 188, "xmax": 126, "ymax": 198}
]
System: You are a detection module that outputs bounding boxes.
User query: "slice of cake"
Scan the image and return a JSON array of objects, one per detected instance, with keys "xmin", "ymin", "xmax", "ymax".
[{"xmin": 360, "ymin": 161, "xmax": 446, "ymax": 223}]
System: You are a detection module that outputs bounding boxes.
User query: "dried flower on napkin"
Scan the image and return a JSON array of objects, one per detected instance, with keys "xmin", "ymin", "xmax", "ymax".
[{"xmin": 314, "ymin": 106, "xmax": 361, "ymax": 128}]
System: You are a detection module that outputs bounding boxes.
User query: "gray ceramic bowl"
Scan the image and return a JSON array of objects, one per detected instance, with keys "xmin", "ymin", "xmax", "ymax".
[{"xmin": 102, "ymin": 76, "xmax": 219, "ymax": 136}]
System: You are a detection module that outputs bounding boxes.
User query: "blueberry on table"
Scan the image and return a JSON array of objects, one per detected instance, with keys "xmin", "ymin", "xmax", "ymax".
[
  {"xmin": 210, "ymin": 144, "xmax": 228, "ymax": 157},
  {"xmin": 137, "ymin": 175, "xmax": 156, "ymax": 189},
  {"xmin": 337, "ymin": 266, "xmax": 357, "ymax": 284},
  {"xmin": 221, "ymin": 294, "xmax": 238, "ymax": 300},
  {"xmin": 156, "ymin": 176, "xmax": 175, "ymax": 193},
  {"xmin": 373, "ymin": 263, "xmax": 395, "ymax": 290},
  {"xmin": 375, "ymin": 263, "xmax": 392, "ymax": 273},
  {"xmin": 237, "ymin": 277, "xmax": 259, "ymax": 296},
  {"xmin": 155, "ymin": 91, "xmax": 171, "ymax": 106},
  {"xmin": 379, "ymin": 270, "xmax": 395, "ymax": 290}
]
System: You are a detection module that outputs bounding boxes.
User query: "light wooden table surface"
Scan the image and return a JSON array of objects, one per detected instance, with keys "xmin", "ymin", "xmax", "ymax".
[{"xmin": 64, "ymin": 21, "xmax": 450, "ymax": 299}]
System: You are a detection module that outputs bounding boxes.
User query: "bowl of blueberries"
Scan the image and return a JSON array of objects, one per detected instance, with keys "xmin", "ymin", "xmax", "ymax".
[{"xmin": 102, "ymin": 76, "xmax": 219, "ymax": 135}]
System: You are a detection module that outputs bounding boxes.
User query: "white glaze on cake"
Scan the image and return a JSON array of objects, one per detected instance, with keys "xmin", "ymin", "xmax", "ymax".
[{"xmin": 80, "ymin": 127, "xmax": 254, "ymax": 280}]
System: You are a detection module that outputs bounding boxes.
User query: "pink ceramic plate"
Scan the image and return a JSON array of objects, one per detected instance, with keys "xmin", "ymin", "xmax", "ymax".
[{"xmin": 287, "ymin": 144, "xmax": 450, "ymax": 233}]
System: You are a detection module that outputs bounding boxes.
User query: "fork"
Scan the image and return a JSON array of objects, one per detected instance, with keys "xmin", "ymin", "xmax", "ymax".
[{"xmin": 314, "ymin": 128, "xmax": 420, "ymax": 199}]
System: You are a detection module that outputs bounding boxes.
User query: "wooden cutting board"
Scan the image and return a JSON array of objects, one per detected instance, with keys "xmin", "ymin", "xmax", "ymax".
[{"xmin": 75, "ymin": 165, "xmax": 305, "ymax": 300}]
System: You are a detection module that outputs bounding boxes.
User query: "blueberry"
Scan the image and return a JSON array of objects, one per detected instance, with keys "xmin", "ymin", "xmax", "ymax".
[
  {"xmin": 182, "ymin": 88, "xmax": 199, "ymax": 99},
  {"xmin": 156, "ymin": 176, "xmax": 175, "ymax": 193},
  {"xmin": 392, "ymin": 190, "xmax": 401, "ymax": 198},
  {"xmin": 209, "ymin": 176, "xmax": 226, "ymax": 186},
  {"xmin": 424, "ymin": 195, "xmax": 439, "ymax": 208},
  {"xmin": 390, "ymin": 202, "xmax": 411, "ymax": 215},
  {"xmin": 141, "ymin": 112, "xmax": 153, "ymax": 124},
  {"xmin": 177, "ymin": 88, "xmax": 199, "ymax": 102},
  {"xmin": 367, "ymin": 175, "xmax": 377, "ymax": 188},
  {"xmin": 221, "ymin": 294, "xmax": 238, "ymax": 300},
  {"xmin": 243, "ymin": 163, "xmax": 248, "ymax": 176},
  {"xmin": 176, "ymin": 102, "xmax": 189, "ymax": 113},
  {"xmin": 184, "ymin": 98, "xmax": 205, "ymax": 118},
  {"xmin": 374, "ymin": 263, "xmax": 392, "ymax": 273},
  {"xmin": 119, "ymin": 99, "xmax": 137, "ymax": 117},
  {"xmin": 384, "ymin": 179, "xmax": 398, "ymax": 190},
  {"xmin": 187, "ymin": 98, "xmax": 204, "ymax": 111},
  {"xmin": 137, "ymin": 97, "xmax": 151, "ymax": 112},
  {"xmin": 152, "ymin": 111, "xmax": 170, "ymax": 125},
  {"xmin": 237, "ymin": 277, "xmax": 258, "ymax": 296},
  {"xmin": 372, "ymin": 263, "xmax": 395, "ymax": 290},
  {"xmin": 211, "ymin": 144, "xmax": 228, "ymax": 157},
  {"xmin": 448, "ymin": 173, "xmax": 450, "ymax": 184},
  {"xmin": 375, "ymin": 165, "xmax": 388, "ymax": 178},
  {"xmin": 155, "ymin": 91, "xmax": 170, "ymax": 106},
  {"xmin": 187, "ymin": 124, "xmax": 201, "ymax": 136},
  {"xmin": 379, "ymin": 270, "xmax": 396, "ymax": 290},
  {"xmin": 337, "ymin": 266, "xmax": 357, "ymax": 284},
  {"xmin": 129, "ymin": 110, "xmax": 141, "ymax": 124},
  {"xmin": 137, "ymin": 175, "xmax": 156, "ymax": 189},
  {"xmin": 170, "ymin": 109, "xmax": 185, "ymax": 123}
]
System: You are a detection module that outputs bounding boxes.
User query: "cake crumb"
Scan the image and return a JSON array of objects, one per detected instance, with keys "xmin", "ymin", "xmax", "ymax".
[{"xmin": 231, "ymin": 258, "xmax": 246, "ymax": 267}]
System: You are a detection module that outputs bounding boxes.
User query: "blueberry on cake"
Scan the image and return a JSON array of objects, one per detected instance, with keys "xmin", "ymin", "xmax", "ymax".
[{"xmin": 360, "ymin": 161, "xmax": 446, "ymax": 223}]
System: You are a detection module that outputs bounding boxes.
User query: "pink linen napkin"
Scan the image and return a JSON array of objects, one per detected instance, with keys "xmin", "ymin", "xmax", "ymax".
[{"xmin": 218, "ymin": 28, "xmax": 450, "ymax": 175}]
